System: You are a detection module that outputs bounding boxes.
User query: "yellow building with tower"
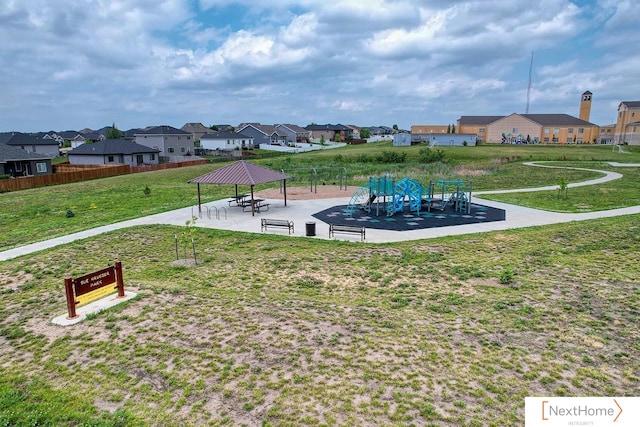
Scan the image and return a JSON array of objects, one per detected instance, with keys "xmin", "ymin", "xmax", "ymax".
[
  {"xmin": 455, "ymin": 91, "xmax": 599, "ymax": 144},
  {"xmin": 614, "ymin": 101, "xmax": 640, "ymax": 145}
]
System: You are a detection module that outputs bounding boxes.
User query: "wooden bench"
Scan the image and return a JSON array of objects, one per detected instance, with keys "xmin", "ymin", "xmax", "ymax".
[
  {"xmin": 329, "ymin": 224, "xmax": 365, "ymax": 241},
  {"xmin": 261, "ymin": 218, "xmax": 294, "ymax": 234}
]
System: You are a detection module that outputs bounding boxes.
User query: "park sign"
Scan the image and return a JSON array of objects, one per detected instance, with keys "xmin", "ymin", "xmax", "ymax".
[{"xmin": 64, "ymin": 261, "xmax": 126, "ymax": 319}]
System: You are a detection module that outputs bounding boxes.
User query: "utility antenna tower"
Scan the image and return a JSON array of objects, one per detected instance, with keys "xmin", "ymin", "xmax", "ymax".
[{"xmin": 525, "ymin": 51, "xmax": 533, "ymax": 114}]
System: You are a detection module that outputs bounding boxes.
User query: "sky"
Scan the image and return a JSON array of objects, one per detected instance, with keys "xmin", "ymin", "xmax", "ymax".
[{"xmin": 1, "ymin": 0, "xmax": 639, "ymax": 133}]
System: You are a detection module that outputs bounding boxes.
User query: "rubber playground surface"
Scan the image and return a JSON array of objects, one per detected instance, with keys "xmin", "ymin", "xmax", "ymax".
[{"xmin": 312, "ymin": 202, "xmax": 506, "ymax": 232}]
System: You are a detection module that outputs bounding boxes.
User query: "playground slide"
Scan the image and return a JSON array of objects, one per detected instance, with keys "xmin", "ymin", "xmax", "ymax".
[{"xmin": 348, "ymin": 177, "xmax": 422, "ymax": 216}]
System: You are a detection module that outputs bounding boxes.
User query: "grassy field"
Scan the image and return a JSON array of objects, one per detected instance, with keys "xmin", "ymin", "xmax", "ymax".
[
  {"xmin": 0, "ymin": 219, "xmax": 638, "ymax": 425},
  {"xmin": 1, "ymin": 144, "xmax": 638, "ymax": 250},
  {"xmin": 0, "ymin": 143, "xmax": 639, "ymax": 425}
]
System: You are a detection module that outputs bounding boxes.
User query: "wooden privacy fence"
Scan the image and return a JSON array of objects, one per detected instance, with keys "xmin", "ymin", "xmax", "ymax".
[
  {"xmin": 130, "ymin": 159, "xmax": 207, "ymax": 173},
  {"xmin": 0, "ymin": 159, "xmax": 210, "ymax": 192},
  {"xmin": 0, "ymin": 164, "xmax": 130, "ymax": 192}
]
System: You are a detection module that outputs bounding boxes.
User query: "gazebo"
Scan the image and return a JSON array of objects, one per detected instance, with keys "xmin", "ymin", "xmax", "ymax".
[{"xmin": 189, "ymin": 160, "xmax": 292, "ymax": 216}]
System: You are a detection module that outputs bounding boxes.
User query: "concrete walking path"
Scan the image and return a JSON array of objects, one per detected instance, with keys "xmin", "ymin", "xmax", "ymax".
[{"xmin": 1, "ymin": 162, "xmax": 639, "ymax": 261}]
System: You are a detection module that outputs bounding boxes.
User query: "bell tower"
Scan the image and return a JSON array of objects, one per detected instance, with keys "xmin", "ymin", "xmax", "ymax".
[{"xmin": 579, "ymin": 91, "xmax": 592, "ymax": 122}]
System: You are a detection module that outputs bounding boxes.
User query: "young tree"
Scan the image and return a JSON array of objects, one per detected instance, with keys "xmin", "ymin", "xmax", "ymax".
[
  {"xmin": 360, "ymin": 128, "xmax": 371, "ymax": 138},
  {"xmin": 106, "ymin": 123, "xmax": 123, "ymax": 139},
  {"xmin": 392, "ymin": 124, "xmax": 399, "ymax": 131},
  {"xmin": 447, "ymin": 124, "xmax": 451, "ymax": 134},
  {"xmin": 451, "ymin": 124, "xmax": 456, "ymax": 134}
]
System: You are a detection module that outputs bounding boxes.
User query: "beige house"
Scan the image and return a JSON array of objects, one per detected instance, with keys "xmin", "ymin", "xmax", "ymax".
[{"xmin": 614, "ymin": 101, "xmax": 640, "ymax": 145}]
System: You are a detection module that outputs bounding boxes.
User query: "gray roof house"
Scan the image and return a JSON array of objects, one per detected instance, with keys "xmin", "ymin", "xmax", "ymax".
[
  {"xmin": 236, "ymin": 123, "xmax": 288, "ymax": 148},
  {"xmin": 68, "ymin": 139, "xmax": 160, "ymax": 166},
  {"xmin": 304, "ymin": 124, "xmax": 353, "ymax": 141},
  {"xmin": 135, "ymin": 125, "xmax": 195, "ymax": 157},
  {"xmin": 0, "ymin": 143, "xmax": 53, "ymax": 177},
  {"xmin": 274, "ymin": 124, "xmax": 311, "ymax": 144},
  {"xmin": 4, "ymin": 133, "xmax": 60, "ymax": 158},
  {"xmin": 200, "ymin": 131, "xmax": 254, "ymax": 151},
  {"xmin": 181, "ymin": 122, "xmax": 211, "ymax": 141}
]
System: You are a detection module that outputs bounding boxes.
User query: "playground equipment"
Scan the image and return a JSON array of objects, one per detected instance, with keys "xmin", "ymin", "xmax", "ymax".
[
  {"xmin": 432, "ymin": 180, "xmax": 472, "ymax": 214},
  {"xmin": 347, "ymin": 175, "xmax": 423, "ymax": 217},
  {"xmin": 279, "ymin": 167, "xmax": 348, "ymax": 194}
]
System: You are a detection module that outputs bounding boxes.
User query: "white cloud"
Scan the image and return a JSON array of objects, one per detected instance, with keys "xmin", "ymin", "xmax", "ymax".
[{"xmin": 0, "ymin": 0, "xmax": 634, "ymax": 131}]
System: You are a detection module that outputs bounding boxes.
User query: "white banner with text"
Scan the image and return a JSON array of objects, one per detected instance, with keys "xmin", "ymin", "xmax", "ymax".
[{"xmin": 525, "ymin": 397, "xmax": 639, "ymax": 426}]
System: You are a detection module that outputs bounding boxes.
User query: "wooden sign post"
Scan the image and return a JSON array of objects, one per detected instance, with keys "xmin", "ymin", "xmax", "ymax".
[{"xmin": 64, "ymin": 261, "xmax": 125, "ymax": 319}]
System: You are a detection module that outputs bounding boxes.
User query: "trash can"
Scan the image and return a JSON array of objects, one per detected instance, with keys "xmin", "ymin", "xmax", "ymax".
[{"xmin": 305, "ymin": 221, "xmax": 316, "ymax": 237}]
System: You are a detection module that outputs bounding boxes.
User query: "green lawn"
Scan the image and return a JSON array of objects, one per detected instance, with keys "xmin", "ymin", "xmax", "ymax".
[
  {"xmin": 0, "ymin": 144, "xmax": 639, "ymax": 425},
  {"xmin": 1, "ymin": 144, "xmax": 638, "ymax": 250},
  {"xmin": 0, "ymin": 218, "xmax": 638, "ymax": 425}
]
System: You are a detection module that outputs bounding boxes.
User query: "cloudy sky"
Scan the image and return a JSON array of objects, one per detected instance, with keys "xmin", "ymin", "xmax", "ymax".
[{"xmin": 1, "ymin": 0, "xmax": 638, "ymax": 132}]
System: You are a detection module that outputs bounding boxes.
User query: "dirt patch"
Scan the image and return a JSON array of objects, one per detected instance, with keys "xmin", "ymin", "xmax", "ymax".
[{"xmin": 255, "ymin": 185, "xmax": 357, "ymax": 200}]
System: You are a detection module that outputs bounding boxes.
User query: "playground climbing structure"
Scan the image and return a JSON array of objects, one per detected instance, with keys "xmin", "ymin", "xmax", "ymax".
[
  {"xmin": 432, "ymin": 180, "xmax": 472, "ymax": 214},
  {"xmin": 347, "ymin": 175, "xmax": 423, "ymax": 217}
]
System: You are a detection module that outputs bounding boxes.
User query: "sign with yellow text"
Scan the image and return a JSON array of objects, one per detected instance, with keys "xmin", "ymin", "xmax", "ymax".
[
  {"xmin": 75, "ymin": 284, "xmax": 118, "ymax": 306},
  {"xmin": 73, "ymin": 266, "xmax": 116, "ymax": 306}
]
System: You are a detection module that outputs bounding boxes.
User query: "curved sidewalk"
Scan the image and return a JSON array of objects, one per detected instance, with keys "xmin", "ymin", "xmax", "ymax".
[{"xmin": 1, "ymin": 162, "xmax": 639, "ymax": 260}]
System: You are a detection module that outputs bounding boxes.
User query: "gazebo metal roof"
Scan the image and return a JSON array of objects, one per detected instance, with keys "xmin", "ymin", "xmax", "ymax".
[
  {"xmin": 189, "ymin": 160, "xmax": 292, "ymax": 216},
  {"xmin": 189, "ymin": 160, "xmax": 290, "ymax": 185}
]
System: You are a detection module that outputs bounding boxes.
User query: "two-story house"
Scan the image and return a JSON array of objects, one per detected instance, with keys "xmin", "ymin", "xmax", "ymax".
[
  {"xmin": 135, "ymin": 125, "xmax": 195, "ymax": 157},
  {"xmin": 4, "ymin": 133, "xmax": 60, "ymax": 157}
]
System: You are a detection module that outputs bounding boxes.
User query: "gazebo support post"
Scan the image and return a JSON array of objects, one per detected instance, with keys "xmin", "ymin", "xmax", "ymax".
[
  {"xmin": 197, "ymin": 183, "xmax": 202, "ymax": 214},
  {"xmin": 250, "ymin": 185, "xmax": 255, "ymax": 216},
  {"xmin": 284, "ymin": 180, "xmax": 287, "ymax": 207}
]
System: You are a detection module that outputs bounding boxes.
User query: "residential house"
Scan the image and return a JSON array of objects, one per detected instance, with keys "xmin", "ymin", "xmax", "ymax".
[
  {"xmin": 0, "ymin": 143, "xmax": 53, "ymax": 177},
  {"xmin": 614, "ymin": 101, "xmax": 640, "ymax": 145},
  {"xmin": 345, "ymin": 125, "xmax": 361, "ymax": 139},
  {"xmin": 81, "ymin": 127, "xmax": 109, "ymax": 142},
  {"xmin": 200, "ymin": 131, "xmax": 254, "ymax": 152},
  {"xmin": 56, "ymin": 130, "xmax": 86, "ymax": 148},
  {"xmin": 4, "ymin": 133, "xmax": 60, "ymax": 157},
  {"xmin": 181, "ymin": 122, "xmax": 211, "ymax": 142},
  {"xmin": 135, "ymin": 125, "xmax": 195, "ymax": 157},
  {"xmin": 37, "ymin": 131, "xmax": 64, "ymax": 145},
  {"xmin": 236, "ymin": 123, "xmax": 287, "ymax": 148},
  {"xmin": 68, "ymin": 139, "xmax": 160, "ymax": 166},
  {"xmin": 304, "ymin": 124, "xmax": 353, "ymax": 142},
  {"xmin": 274, "ymin": 124, "xmax": 311, "ymax": 144}
]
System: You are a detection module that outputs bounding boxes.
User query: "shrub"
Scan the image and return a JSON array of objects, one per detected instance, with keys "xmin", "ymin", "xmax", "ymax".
[
  {"xmin": 65, "ymin": 209, "xmax": 75, "ymax": 218},
  {"xmin": 0, "ymin": 174, "xmax": 11, "ymax": 180},
  {"xmin": 418, "ymin": 147, "xmax": 446, "ymax": 163},
  {"xmin": 375, "ymin": 150, "xmax": 407, "ymax": 163},
  {"xmin": 499, "ymin": 268, "xmax": 515, "ymax": 284}
]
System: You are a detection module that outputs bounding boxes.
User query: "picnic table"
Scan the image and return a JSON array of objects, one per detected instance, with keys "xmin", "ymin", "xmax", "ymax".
[
  {"xmin": 227, "ymin": 194, "xmax": 249, "ymax": 207},
  {"xmin": 241, "ymin": 198, "xmax": 269, "ymax": 213}
]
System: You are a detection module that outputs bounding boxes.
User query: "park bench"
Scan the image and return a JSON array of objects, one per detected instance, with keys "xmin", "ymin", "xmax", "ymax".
[
  {"xmin": 261, "ymin": 218, "xmax": 294, "ymax": 234},
  {"xmin": 329, "ymin": 224, "xmax": 366, "ymax": 241}
]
